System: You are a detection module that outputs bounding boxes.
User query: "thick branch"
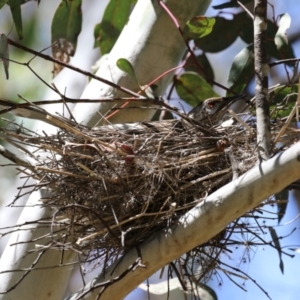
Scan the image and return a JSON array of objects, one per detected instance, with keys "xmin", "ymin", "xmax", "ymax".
[{"xmin": 67, "ymin": 142, "xmax": 300, "ymax": 300}]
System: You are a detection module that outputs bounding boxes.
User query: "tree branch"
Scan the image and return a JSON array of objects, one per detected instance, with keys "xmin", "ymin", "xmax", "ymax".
[{"xmin": 254, "ymin": 0, "xmax": 271, "ymax": 159}]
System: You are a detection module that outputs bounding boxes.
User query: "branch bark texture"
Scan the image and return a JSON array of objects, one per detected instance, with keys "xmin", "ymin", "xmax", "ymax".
[{"xmin": 254, "ymin": 0, "xmax": 271, "ymax": 159}]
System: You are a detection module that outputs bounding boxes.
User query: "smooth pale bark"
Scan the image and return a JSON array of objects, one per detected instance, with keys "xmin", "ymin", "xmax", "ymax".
[
  {"xmin": 0, "ymin": 190, "xmax": 76, "ymax": 300},
  {"xmin": 0, "ymin": 1, "xmax": 211, "ymax": 299},
  {"xmin": 67, "ymin": 142, "xmax": 300, "ymax": 300},
  {"xmin": 73, "ymin": 0, "xmax": 211, "ymax": 125}
]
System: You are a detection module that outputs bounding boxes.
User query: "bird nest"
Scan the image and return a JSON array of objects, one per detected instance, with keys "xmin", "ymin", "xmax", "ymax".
[{"xmin": 1, "ymin": 106, "xmax": 298, "ymax": 267}]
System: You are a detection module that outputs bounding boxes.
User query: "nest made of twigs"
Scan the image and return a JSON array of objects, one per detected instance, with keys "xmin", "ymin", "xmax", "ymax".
[
  {"xmin": 1, "ymin": 104, "xmax": 299, "ymax": 266},
  {"xmin": 2, "ymin": 113, "xmax": 259, "ymax": 256}
]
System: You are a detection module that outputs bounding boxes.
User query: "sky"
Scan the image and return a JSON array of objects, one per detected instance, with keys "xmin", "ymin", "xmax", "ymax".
[{"xmin": 0, "ymin": 1, "xmax": 300, "ymax": 299}]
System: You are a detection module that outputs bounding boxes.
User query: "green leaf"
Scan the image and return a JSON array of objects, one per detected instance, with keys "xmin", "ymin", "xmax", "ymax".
[
  {"xmin": 0, "ymin": 0, "xmax": 8, "ymax": 9},
  {"xmin": 185, "ymin": 53, "xmax": 215, "ymax": 82},
  {"xmin": 275, "ymin": 13, "xmax": 291, "ymax": 46},
  {"xmin": 269, "ymin": 227, "xmax": 284, "ymax": 274},
  {"xmin": 269, "ymin": 85, "xmax": 298, "ymax": 118},
  {"xmin": 270, "ymin": 84, "xmax": 298, "ymax": 104},
  {"xmin": 212, "ymin": 0, "xmax": 252, "ymax": 9},
  {"xmin": 183, "ymin": 16, "xmax": 215, "ymax": 40},
  {"xmin": 195, "ymin": 17, "xmax": 239, "ymax": 53},
  {"xmin": 274, "ymin": 190, "xmax": 288, "ymax": 224},
  {"xmin": 94, "ymin": 0, "xmax": 133, "ymax": 54},
  {"xmin": 20, "ymin": 0, "xmax": 39, "ymax": 3},
  {"xmin": 143, "ymin": 84, "xmax": 158, "ymax": 99},
  {"xmin": 51, "ymin": 0, "xmax": 82, "ymax": 75},
  {"xmin": 0, "ymin": 33, "xmax": 9, "ymax": 79},
  {"xmin": 267, "ymin": 20, "xmax": 295, "ymax": 64},
  {"xmin": 52, "ymin": 0, "xmax": 82, "ymax": 47},
  {"xmin": 274, "ymin": 14, "xmax": 294, "ymax": 63},
  {"xmin": 236, "ymin": 12, "xmax": 253, "ymax": 44},
  {"xmin": 116, "ymin": 58, "xmax": 140, "ymax": 88},
  {"xmin": 8, "ymin": 0, "xmax": 23, "ymax": 40},
  {"xmin": 175, "ymin": 72, "xmax": 218, "ymax": 107},
  {"xmin": 227, "ymin": 45, "xmax": 254, "ymax": 94}
]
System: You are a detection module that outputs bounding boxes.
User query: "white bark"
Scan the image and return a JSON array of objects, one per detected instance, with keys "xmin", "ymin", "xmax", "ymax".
[
  {"xmin": 0, "ymin": 190, "xmax": 76, "ymax": 300},
  {"xmin": 73, "ymin": 0, "xmax": 211, "ymax": 125},
  {"xmin": 67, "ymin": 142, "xmax": 300, "ymax": 300},
  {"xmin": 0, "ymin": 1, "xmax": 211, "ymax": 299}
]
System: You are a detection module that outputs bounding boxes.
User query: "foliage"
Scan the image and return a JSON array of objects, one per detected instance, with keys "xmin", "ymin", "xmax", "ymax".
[
  {"xmin": 94, "ymin": 0, "xmax": 136, "ymax": 54},
  {"xmin": 0, "ymin": 0, "xmax": 299, "ymax": 299}
]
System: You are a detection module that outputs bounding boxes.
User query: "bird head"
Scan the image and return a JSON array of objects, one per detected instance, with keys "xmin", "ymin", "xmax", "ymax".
[{"xmin": 188, "ymin": 95, "xmax": 245, "ymax": 125}]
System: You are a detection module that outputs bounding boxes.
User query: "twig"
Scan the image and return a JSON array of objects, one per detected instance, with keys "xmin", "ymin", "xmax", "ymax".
[{"xmin": 7, "ymin": 39, "xmax": 143, "ymax": 99}]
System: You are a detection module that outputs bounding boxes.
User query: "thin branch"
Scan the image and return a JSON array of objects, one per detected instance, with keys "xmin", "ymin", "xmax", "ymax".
[
  {"xmin": 269, "ymin": 58, "xmax": 300, "ymax": 67},
  {"xmin": 7, "ymin": 39, "xmax": 143, "ymax": 99},
  {"xmin": 254, "ymin": 0, "xmax": 271, "ymax": 159}
]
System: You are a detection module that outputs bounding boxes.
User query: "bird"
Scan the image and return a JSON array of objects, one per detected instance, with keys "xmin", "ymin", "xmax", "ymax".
[
  {"xmin": 188, "ymin": 94, "xmax": 246, "ymax": 125},
  {"xmin": 87, "ymin": 95, "xmax": 247, "ymax": 136}
]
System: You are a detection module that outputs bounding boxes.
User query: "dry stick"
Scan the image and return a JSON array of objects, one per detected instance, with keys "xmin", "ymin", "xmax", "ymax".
[
  {"xmin": 228, "ymin": 110, "xmax": 254, "ymax": 135},
  {"xmin": 297, "ymin": 77, "xmax": 300, "ymax": 122},
  {"xmin": 179, "ymin": 168, "xmax": 231, "ymax": 191},
  {"xmin": 0, "ymin": 145, "xmax": 36, "ymax": 171},
  {"xmin": 273, "ymin": 99, "xmax": 299, "ymax": 145},
  {"xmin": 237, "ymin": 1, "xmax": 254, "ymax": 19},
  {"xmin": 254, "ymin": 0, "xmax": 271, "ymax": 159},
  {"xmin": 269, "ymin": 58, "xmax": 300, "ymax": 67},
  {"xmin": 0, "ymin": 98, "xmax": 158, "ymax": 114},
  {"xmin": 273, "ymin": 77, "xmax": 300, "ymax": 144}
]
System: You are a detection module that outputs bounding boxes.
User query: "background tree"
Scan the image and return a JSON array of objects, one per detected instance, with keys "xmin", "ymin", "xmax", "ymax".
[{"xmin": 0, "ymin": 1, "xmax": 299, "ymax": 299}]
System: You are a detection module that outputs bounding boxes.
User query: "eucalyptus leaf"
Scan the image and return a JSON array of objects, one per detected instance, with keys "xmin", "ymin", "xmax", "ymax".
[
  {"xmin": 94, "ymin": 0, "xmax": 133, "ymax": 54},
  {"xmin": 52, "ymin": 0, "xmax": 82, "ymax": 48},
  {"xmin": 275, "ymin": 190, "xmax": 288, "ymax": 224},
  {"xmin": 236, "ymin": 12, "xmax": 253, "ymax": 44},
  {"xmin": 195, "ymin": 17, "xmax": 239, "ymax": 53},
  {"xmin": 116, "ymin": 58, "xmax": 140, "ymax": 89},
  {"xmin": 8, "ymin": 0, "xmax": 23, "ymax": 39},
  {"xmin": 267, "ymin": 19, "xmax": 295, "ymax": 64},
  {"xmin": 275, "ymin": 13, "xmax": 291, "ymax": 49},
  {"xmin": 0, "ymin": 0, "xmax": 8, "ymax": 9},
  {"xmin": 269, "ymin": 85, "xmax": 298, "ymax": 118},
  {"xmin": 51, "ymin": 0, "xmax": 82, "ymax": 75},
  {"xmin": 183, "ymin": 16, "xmax": 215, "ymax": 40},
  {"xmin": 0, "ymin": 33, "xmax": 9, "ymax": 79},
  {"xmin": 185, "ymin": 53, "xmax": 214, "ymax": 82},
  {"xmin": 269, "ymin": 227, "xmax": 284, "ymax": 274},
  {"xmin": 227, "ymin": 45, "xmax": 254, "ymax": 94},
  {"xmin": 175, "ymin": 72, "xmax": 218, "ymax": 107}
]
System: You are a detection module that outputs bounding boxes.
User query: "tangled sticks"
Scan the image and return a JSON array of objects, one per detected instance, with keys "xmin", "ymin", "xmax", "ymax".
[
  {"xmin": 1, "ymin": 91, "xmax": 299, "ymax": 288},
  {"xmin": 1, "ymin": 107, "xmax": 259, "ymax": 260}
]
